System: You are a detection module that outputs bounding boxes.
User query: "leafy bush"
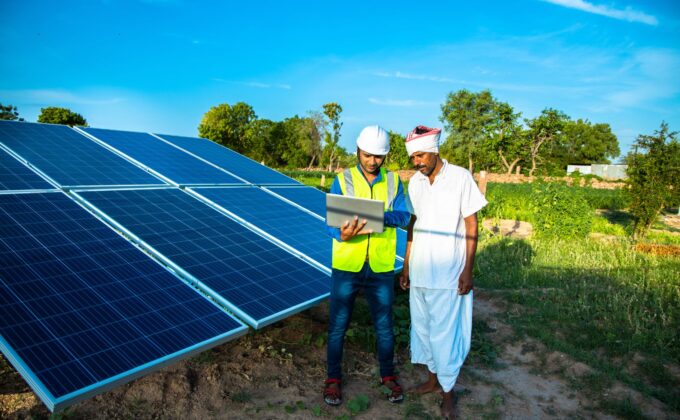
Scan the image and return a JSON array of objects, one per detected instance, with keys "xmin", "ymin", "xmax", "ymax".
[
  {"xmin": 481, "ymin": 183, "xmax": 535, "ymax": 222},
  {"xmin": 577, "ymin": 186, "xmax": 630, "ymax": 210},
  {"xmin": 482, "ymin": 182, "xmax": 628, "ymax": 226},
  {"xmin": 531, "ymin": 182, "xmax": 593, "ymax": 238},
  {"xmin": 625, "ymin": 123, "xmax": 679, "ymax": 239}
]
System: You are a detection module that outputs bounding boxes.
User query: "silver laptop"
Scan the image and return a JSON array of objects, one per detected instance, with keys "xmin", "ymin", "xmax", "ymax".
[{"xmin": 326, "ymin": 194, "xmax": 384, "ymax": 233}]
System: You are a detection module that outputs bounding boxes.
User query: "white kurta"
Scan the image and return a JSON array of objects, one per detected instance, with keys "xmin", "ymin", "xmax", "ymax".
[{"xmin": 407, "ymin": 160, "xmax": 487, "ymax": 392}]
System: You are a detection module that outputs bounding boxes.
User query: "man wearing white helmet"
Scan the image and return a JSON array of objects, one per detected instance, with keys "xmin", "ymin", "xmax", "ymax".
[
  {"xmin": 323, "ymin": 125, "xmax": 410, "ymax": 407},
  {"xmin": 399, "ymin": 125, "xmax": 487, "ymax": 419}
]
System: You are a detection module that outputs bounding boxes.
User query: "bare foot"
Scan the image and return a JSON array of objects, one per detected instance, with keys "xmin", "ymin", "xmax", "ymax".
[
  {"xmin": 413, "ymin": 371, "xmax": 442, "ymax": 394},
  {"xmin": 440, "ymin": 390, "xmax": 457, "ymax": 419}
]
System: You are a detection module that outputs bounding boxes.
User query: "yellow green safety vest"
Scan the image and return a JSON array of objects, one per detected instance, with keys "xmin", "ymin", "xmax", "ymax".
[{"xmin": 332, "ymin": 166, "xmax": 398, "ymax": 273}]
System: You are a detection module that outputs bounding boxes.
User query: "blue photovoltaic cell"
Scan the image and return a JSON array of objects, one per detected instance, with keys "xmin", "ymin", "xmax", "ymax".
[
  {"xmin": 266, "ymin": 186, "xmax": 407, "ymax": 270},
  {"xmin": 156, "ymin": 133, "xmax": 300, "ymax": 185},
  {"xmin": 0, "ymin": 148, "xmax": 54, "ymax": 191},
  {"xmin": 78, "ymin": 188, "xmax": 329, "ymax": 327},
  {"xmin": 0, "ymin": 121, "xmax": 162, "ymax": 187},
  {"xmin": 84, "ymin": 128, "xmax": 243, "ymax": 185},
  {"xmin": 266, "ymin": 186, "xmax": 326, "ymax": 216},
  {"xmin": 0, "ymin": 192, "xmax": 245, "ymax": 412},
  {"xmin": 194, "ymin": 187, "xmax": 331, "ymax": 268}
]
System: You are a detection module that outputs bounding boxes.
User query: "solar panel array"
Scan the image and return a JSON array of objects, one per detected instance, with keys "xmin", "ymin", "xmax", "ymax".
[
  {"xmin": 0, "ymin": 192, "xmax": 246, "ymax": 411},
  {"xmin": 0, "ymin": 120, "xmax": 406, "ymax": 412}
]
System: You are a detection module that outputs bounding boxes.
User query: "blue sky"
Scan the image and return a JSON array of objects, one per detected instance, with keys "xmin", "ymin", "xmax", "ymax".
[{"xmin": 1, "ymin": 0, "xmax": 678, "ymax": 160}]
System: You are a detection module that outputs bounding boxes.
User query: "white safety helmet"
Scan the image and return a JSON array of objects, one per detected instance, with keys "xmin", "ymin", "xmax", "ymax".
[{"xmin": 356, "ymin": 125, "xmax": 390, "ymax": 155}]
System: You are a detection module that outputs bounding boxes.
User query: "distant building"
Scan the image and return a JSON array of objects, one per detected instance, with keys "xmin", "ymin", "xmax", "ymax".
[
  {"xmin": 567, "ymin": 164, "xmax": 628, "ymax": 180},
  {"xmin": 567, "ymin": 165, "xmax": 591, "ymax": 175}
]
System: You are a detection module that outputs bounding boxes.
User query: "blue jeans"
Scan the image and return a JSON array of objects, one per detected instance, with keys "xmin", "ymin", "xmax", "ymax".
[{"xmin": 326, "ymin": 263, "xmax": 395, "ymax": 380}]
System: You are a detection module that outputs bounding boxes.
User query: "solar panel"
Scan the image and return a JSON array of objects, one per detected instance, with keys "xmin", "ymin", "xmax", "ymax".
[
  {"xmin": 265, "ymin": 186, "xmax": 326, "ymax": 216},
  {"xmin": 82, "ymin": 128, "xmax": 244, "ymax": 185},
  {"xmin": 155, "ymin": 133, "xmax": 300, "ymax": 185},
  {"xmin": 0, "ymin": 192, "xmax": 246, "ymax": 412},
  {"xmin": 0, "ymin": 121, "xmax": 163, "ymax": 187},
  {"xmin": 77, "ymin": 188, "xmax": 330, "ymax": 328},
  {"xmin": 265, "ymin": 186, "xmax": 407, "ymax": 270},
  {"xmin": 0, "ymin": 148, "xmax": 54, "ymax": 191},
  {"xmin": 193, "ymin": 187, "xmax": 331, "ymax": 269}
]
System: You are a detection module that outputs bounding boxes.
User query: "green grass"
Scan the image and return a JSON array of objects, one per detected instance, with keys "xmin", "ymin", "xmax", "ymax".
[
  {"xmin": 476, "ymin": 235, "xmax": 680, "ymax": 411},
  {"xmin": 481, "ymin": 182, "xmax": 630, "ymax": 223},
  {"xmin": 591, "ymin": 216, "xmax": 628, "ymax": 236}
]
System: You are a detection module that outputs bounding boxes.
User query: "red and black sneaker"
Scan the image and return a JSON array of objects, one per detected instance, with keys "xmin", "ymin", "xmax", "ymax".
[
  {"xmin": 323, "ymin": 378, "xmax": 342, "ymax": 406},
  {"xmin": 381, "ymin": 376, "xmax": 404, "ymax": 403}
]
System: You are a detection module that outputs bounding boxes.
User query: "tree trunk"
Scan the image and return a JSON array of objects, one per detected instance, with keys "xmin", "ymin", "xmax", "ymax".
[
  {"xmin": 506, "ymin": 158, "xmax": 521, "ymax": 176},
  {"xmin": 498, "ymin": 150, "xmax": 510, "ymax": 173},
  {"xmin": 307, "ymin": 154, "xmax": 316, "ymax": 170},
  {"xmin": 327, "ymin": 149, "xmax": 335, "ymax": 172},
  {"xmin": 468, "ymin": 153, "xmax": 474, "ymax": 174},
  {"xmin": 529, "ymin": 156, "xmax": 537, "ymax": 177}
]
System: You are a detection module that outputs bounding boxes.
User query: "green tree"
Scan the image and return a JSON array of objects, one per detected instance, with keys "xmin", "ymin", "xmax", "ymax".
[
  {"xmin": 245, "ymin": 118, "xmax": 278, "ymax": 165},
  {"xmin": 322, "ymin": 102, "xmax": 343, "ymax": 171},
  {"xmin": 304, "ymin": 111, "xmax": 325, "ymax": 168},
  {"xmin": 549, "ymin": 119, "xmax": 620, "ymax": 168},
  {"xmin": 37, "ymin": 106, "xmax": 87, "ymax": 126},
  {"xmin": 198, "ymin": 102, "xmax": 256, "ymax": 154},
  {"xmin": 276, "ymin": 116, "xmax": 323, "ymax": 168},
  {"xmin": 525, "ymin": 108, "xmax": 569, "ymax": 176},
  {"xmin": 385, "ymin": 131, "xmax": 409, "ymax": 170},
  {"xmin": 0, "ymin": 103, "xmax": 24, "ymax": 121},
  {"xmin": 440, "ymin": 89, "xmax": 499, "ymax": 173},
  {"xmin": 487, "ymin": 101, "xmax": 525, "ymax": 175},
  {"xmin": 625, "ymin": 122, "xmax": 679, "ymax": 239}
]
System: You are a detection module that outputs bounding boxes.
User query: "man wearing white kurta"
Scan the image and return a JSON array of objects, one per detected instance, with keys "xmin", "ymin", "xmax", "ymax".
[{"xmin": 399, "ymin": 125, "xmax": 487, "ymax": 420}]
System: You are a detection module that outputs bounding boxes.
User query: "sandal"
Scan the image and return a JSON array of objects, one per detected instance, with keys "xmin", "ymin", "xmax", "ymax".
[
  {"xmin": 323, "ymin": 378, "xmax": 342, "ymax": 406},
  {"xmin": 381, "ymin": 376, "xmax": 404, "ymax": 403}
]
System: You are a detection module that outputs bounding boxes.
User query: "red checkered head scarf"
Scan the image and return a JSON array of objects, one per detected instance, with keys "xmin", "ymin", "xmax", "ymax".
[{"xmin": 405, "ymin": 125, "xmax": 441, "ymax": 156}]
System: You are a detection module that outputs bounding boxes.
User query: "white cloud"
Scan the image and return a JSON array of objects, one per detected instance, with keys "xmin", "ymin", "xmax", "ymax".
[
  {"xmin": 542, "ymin": 0, "xmax": 658, "ymax": 25},
  {"xmin": 212, "ymin": 79, "xmax": 291, "ymax": 90},
  {"xmin": 368, "ymin": 98, "xmax": 432, "ymax": 107},
  {"xmin": 373, "ymin": 71, "xmax": 464, "ymax": 84}
]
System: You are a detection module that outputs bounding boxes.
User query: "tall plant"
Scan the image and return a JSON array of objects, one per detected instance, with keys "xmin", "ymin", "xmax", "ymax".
[{"xmin": 625, "ymin": 122, "xmax": 679, "ymax": 239}]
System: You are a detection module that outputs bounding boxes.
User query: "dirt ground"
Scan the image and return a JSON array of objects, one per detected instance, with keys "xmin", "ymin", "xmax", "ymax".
[{"xmin": 2, "ymin": 289, "xmax": 675, "ymax": 420}]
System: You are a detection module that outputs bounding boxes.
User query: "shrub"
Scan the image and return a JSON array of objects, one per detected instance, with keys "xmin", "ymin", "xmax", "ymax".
[
  {"xmin": 625, "ymin": 123, "xmax": 679, "ymax": 239},
  {"xmin": 531, "ymin": 182, "xmax": 593, "ymax": 238}
]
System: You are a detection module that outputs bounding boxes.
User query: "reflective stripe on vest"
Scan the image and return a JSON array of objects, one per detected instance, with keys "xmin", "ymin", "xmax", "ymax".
[{"xmin": 332, "ymin": 166, "xmax": 398, "ymax": 273}]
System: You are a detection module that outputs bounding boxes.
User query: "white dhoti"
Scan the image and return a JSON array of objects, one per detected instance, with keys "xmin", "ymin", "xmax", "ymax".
[{"xmin": 409, "ymin": 287, "xmax": 473, "ymax": 392}]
